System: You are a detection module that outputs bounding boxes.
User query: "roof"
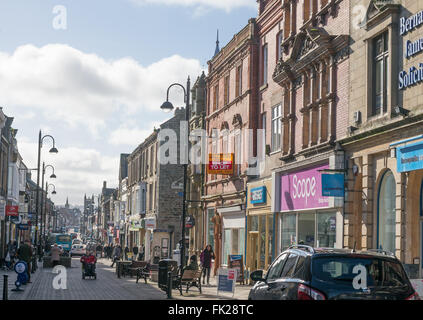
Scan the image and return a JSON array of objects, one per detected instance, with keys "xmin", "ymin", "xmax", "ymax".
[{"xmin": 286, "ymin": 246, "xmax": 398, "ymax": 260}]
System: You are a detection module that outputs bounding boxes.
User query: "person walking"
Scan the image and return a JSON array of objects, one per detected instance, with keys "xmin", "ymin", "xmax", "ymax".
[
  {"xmin": 17, "ymin": 240, "xmax": 33, "ymax": 283},
  {"xmin": 124, "ymin": 245, "xmax": 129, "ymax": 260},
  {"xmin": 132, "ymin": 245, "xmax": 138, "ymax": 261},
  {"xmin": 50, "ymin": 243, "xmax": 63, "ymax": 268},
  {"xmin": 111, "ymin": 245, "xmax": 122, "ymax": 267},
  {"xmin": 96, "ymin": 244, "xmax": 103, "ymax": 258},
  {"xmin": 200, "ymin": 245, "xmax": 215, "ymax": 286}
]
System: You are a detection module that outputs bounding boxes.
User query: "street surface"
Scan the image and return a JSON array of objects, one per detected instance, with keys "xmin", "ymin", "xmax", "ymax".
[{"xmin": 2, "ymin": 258, "xmax": 251, "ymax": 300}]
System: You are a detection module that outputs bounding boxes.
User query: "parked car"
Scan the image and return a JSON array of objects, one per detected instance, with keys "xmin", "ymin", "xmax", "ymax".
[
  {"xmin": 70, "ymin": 244, "xmax": 86, "ymax": 257},
  {"xmin": 249, "ymin": 245, "xmax": 420, "ymax": 300}
]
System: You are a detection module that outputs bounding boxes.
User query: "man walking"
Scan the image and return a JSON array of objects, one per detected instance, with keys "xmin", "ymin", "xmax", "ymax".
[
  {"xmin": 17, "ymin": 240, "xmax": 33, "ymax": 283},
  {"xmin": 111, "ymin": 245, "xmax": 122, "ymax": 267}
]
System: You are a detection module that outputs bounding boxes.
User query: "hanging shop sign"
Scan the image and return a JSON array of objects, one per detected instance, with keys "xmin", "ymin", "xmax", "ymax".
[
  {"xmin": 185, "ymin": 215, "xmax": 195, "ymax": 229},
  {"xmin": 250, "ymin": 186, "xmax": 266, "ymax": 204},
  {"xmin": 145, "ymin": 218, "xmax": 156, "ymax": 230},
  {"xmin": 321, "ymin": 174, "xmax": 345, "ymax": 197},
  {"xmin": 281, "ymin": 164, "xmax": 330, "ymax": 211},
  {"xmin": 208, "ymin": 153, "xmax": 234, "ymax": 175},
  {"xmin": 6, "ymin": 205, "xmax": 19, "ymax": 217},
  {"xmin": 396, "ymin": 141, "xmax": 423, "ymax": 173}
]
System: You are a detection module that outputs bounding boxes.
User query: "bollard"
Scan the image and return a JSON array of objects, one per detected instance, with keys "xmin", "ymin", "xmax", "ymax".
[
  {"xmin": 167, "ymin": 271, "xmax": 172, "ymax": 299},
  {"xmin": 3, "ymin": 275, "xmax": 8, "ymax": 301}
]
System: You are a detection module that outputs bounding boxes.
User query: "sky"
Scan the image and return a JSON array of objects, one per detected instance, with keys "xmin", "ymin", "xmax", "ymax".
[{"xmin": 0, "ymin": 0, "xmax": 257, "ymax": 206}]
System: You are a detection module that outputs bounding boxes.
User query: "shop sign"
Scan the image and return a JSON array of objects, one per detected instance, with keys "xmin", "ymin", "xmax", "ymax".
[
  {"xmin": 281, "ymin": 164, "xmax": 330, "ymax": 211},
  {"xmin": 399, "ymin": 9, "xmax": 423, "ymax": 90},
  {"xmin": 185, "ymin": 215, "xmax": 195, "ymax": 228},
  {"xmin": 397, "ymin": 141, "xmax": 423, "ymax": 173},
  {"xmin": 208, "ymin": 153, "xmax": 234, "ymax": 175},
  {"xmin": 18, "ymin": 224, "xmax": 29, "ymax": 230},
  {"xmin": 250, "ymin": 186, "xmax": 266, "ymax": 204},
  {"xmin": 145, "ymin": 218, "xmax": 156, "ymax": 230},
  {"xmin": 217, "ymin": 268, "xmax": 237, "ymax": 296},
  {"xmin": 6, "ymin": 205, "xmax": 19, "ymax": 217},
  {"xmin": 322, "ymin": 174, "xmax": 345, "ymax": 197}
]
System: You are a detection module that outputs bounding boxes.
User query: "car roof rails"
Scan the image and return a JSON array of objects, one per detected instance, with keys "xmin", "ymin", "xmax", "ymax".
[
  {"xmin": 366, "ymin": 249, "xmax": 396, "ymax": 257},
  {"xmin": 288, "ymin": 245, "xmax": 315, "ymax": 254}
]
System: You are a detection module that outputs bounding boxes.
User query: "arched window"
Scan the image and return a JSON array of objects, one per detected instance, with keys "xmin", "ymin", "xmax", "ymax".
[{"xmin": 377, "ymin": 170, "xmax": 396, "ymax": 253}]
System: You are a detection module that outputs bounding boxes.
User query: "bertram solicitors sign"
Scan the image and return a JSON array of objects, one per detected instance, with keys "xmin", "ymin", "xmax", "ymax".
[
  {"xmin": 281, "ymin": 164, "xmax": 329, "ymax": 211},
  {"xmin": 399, "ymin": 9, "xmax": 423, "ymax": 90},
  {"xmin": 396, "ymin": 140, "xmax": 423, "ymax": 173}
]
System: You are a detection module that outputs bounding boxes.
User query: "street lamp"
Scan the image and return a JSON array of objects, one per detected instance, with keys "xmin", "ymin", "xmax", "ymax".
[
  {"xmin": 40, "ymin": 164, "xmax": 56, "ymax": 248},
  {"xmin": 160, "ymin": 77, "xmax": 190, "ymax": 270},
  {"xmin": 35, "ymin": 131, "xmax": 58, "ymax": 259}
]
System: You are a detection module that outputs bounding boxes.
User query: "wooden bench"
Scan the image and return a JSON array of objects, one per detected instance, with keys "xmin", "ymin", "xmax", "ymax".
[
  {"xmin": 173, "ymin": 269, "xmax": 202, "ymax": 295},
  {"xmin": 124, "ymin": 261, "xmax": 148, "ymax": 278},
  {"xmin": 136, "ymin": 263, "xmax": 151, "ymax": 284}
]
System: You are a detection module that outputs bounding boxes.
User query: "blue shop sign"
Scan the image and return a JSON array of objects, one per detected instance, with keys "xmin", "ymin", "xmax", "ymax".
[
  {"xmin": 397, "ymin": 141, "xmax": 423, "ymax": 173},
  {"xmin": 250, "ymin": 186, "xmax": 266, "ymax": 204},
  {"xmin": 322, "ymin": 174, "xmax": 345, "ymax": 197}
]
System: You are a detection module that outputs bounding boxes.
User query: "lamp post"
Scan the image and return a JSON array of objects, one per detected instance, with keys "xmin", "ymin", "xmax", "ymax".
[
  {"xmin": 35, "ymin": 131, "xmax": 58, "ymax": 259},
  {"xmin": 160, "ymin": 76, "xmax": 190, "ymax": 270},
  {"xmin": 40, "ymin": 164, "xmax": 56, "ymax": 247},
  {"xmin": 43, "ymin": 183, "xmax": 56, "ymax": 240}
]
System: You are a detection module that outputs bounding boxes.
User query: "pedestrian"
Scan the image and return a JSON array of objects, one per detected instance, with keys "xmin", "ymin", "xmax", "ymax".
[
  {"xmin": 124, "ymin": 245, "xmax": 129, "ymax": 260},
  {"xmin": 96, "ymin": 244, "xmax": 102, "ymax": 258},
  {"xmin": 17, "ymin": 239, "xmax": 33, "ymax": 283},
  {"xmin": 109, "ymin": 244, "xmax": 114, "ymax": 260},
  {"xmin": 200, "ymin": 245, "xmax": 215, "ymax": 285},
  {"xmin": 111, "ymin": 245, "xmax": 122, "ymax": 267},
  {"xmin": 132, "ymin": 245, "xmax": 138, "ymax": 261},
  {"xmin": 140, "ymin": 244, "xmax": 145, "ymax": 261},
  {"xmin": 50, "ymin": 243, "xmax": 63, "ymax": 268}
]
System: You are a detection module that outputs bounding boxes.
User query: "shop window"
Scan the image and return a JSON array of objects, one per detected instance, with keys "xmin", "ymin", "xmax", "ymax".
[
  {"xmin": 298, "ymin": 213, "xmax": 315, "ymax": 247},
  {"xmin": 281, "ymin": 213, "xmax": 296, "ymax": 250},
  {"xmin": 260, "ymin": 215, "xmax": 266, "ymax": 268},
  {"xmin": 207, "ymin": 209, "xmax": 215, "ymax": 248},
  {"xmin": 377, "ymin": 170, "xmax": 396, "ymax": 253},
  {"xmin": 317, "ymin": 212, "xmax": 336, "ymax": 247},
  {"xmin": 223, "ymin": 229, "xmax": 231, "ymax": 265},
  {"xmin": 372, "ymin": 32, "xmax": 389, "ymax": 116},
  {"xmin": 267, "ymin": 215, "xmax": 273, "ymax": 265}
]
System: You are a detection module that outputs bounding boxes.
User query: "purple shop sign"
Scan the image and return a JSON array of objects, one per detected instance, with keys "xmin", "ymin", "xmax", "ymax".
[{"xmin": 281, "ymin": 164, "xmax": 330, "ymax": 211}]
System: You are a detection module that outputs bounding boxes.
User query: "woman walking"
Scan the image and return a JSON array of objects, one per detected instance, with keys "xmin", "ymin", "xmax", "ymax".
[{"xmin": 200, "ymin": 245, "xmax": 215, "ymax": 285}]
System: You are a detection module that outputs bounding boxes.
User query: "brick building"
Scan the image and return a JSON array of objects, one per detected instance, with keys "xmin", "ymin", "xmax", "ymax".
[
  {"xmin": 265, "ymin": 0, "xmax": 350, "ymax": 260},
  {"xmin": 204, "ymin": 18, "xmax": 259, "ymax": 273},
  {"xmin": 341, "ymin": 0, "xmax": 423, "ymax": 279}
]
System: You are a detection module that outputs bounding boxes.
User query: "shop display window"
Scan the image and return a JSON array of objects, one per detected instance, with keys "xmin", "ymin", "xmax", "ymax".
[
  {"xmin": 317, "ymin": 212, "xmax": 336, "ymax": 248},
  {"xmin": 281, "ymin": 213, "xmax": 296, "ymax": 250},
  {"xmin": 298, "ymin": 213, "xmax": 315, "ymax": 247},
  {"xmin": 377, "ymin": 170, "xmax": 396, "ymax": 253}
]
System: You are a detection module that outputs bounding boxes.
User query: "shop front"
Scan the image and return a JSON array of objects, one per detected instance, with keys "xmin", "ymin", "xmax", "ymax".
[
  {"xmin": 246, "ymin": 179, "xmax": 273, "ymax": 274},
  {"xmin": 217, "ymin": 205, "xmax": 245, "ymax": 267},
  {"xmin": 276, "ymin": 162, "xmax": 344, "ymax": 254}
]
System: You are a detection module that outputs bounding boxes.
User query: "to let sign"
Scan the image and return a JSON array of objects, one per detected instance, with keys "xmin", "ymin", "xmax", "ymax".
[
  {"xmin": 6, "ymin": 206, "xmax": 19, "ymax": 217},
  {"xmin": 208, "ymin": 153, "xmax": 234, "ymax": 175}
]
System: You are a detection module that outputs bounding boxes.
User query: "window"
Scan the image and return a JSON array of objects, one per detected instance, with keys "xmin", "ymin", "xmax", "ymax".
[
  {"xmin": 317, "ymin": 212, "xmax": 336, "ymax": 247},
  {"xmin": 236, "ymin": 64, "xmax": 242, "ymax": 97},
  {"xmin": 271, "ymin": 105, "xmax": 282, "ymax": 152},
  {"xmin": 281, "ymin": 213, "xmax": 296, "ymax": 251},
  {"xmin": 266, "ymin": 253, "xmax": 288, "ymax": 280},
  {"xmin": 298, "ymin": 212, "xmax": 315, "ymax": 247},
  {"xmin": 281, "ymin": 253, "xmax": 298, "ymax": 278},
  {"xmin": 213, "ymin": 84, "xmax": 219, "ymax": 111},
  {"xmin": 378, "ymin": 170, "xmax": 396, "ymax": 253},
  {"xmin": 262, "ymin": 44, "xmax": 268, "ymax": 86},
  {"xmin": 224, "ymin": 75, "xmax": 230, "ymax": 105},
  {"xmin": 373, "ymin": 32, "xmax": 389, "ymax": 116},
  {"xmin": 277, "ymin": 31, "xmax": 284, "ymax": 61},
  {"xmin": 292, "ymin": 256, "xmax": 306, "ymax": 279},
  {"xmin": 207, "ymin": 209, "xmax": 215, "ymax": 247}
]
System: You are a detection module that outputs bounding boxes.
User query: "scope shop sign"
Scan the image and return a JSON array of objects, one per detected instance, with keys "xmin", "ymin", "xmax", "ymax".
[{"xmin": 399, "ymin": 9, "xmax": 423, "ymax": 90}]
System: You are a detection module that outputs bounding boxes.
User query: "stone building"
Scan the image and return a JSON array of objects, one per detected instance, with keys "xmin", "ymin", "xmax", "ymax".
[
  {"xmin": 99, "ymin": 181, "xmax": 116, "ymax": 244},
  {"xmin": 204, "ymin": 19, "xmax": 260, "ymax": 272},
  {"xmin": 127, "ymin": 108, "xmax": 185, "ymax": 264},
  {"xmin": 341, "ymin": 0, "xmax": 423, "ymax": 279},
  {"xmin": 266, "ymin": 0, "xmax": 350, "ymax": 259}
]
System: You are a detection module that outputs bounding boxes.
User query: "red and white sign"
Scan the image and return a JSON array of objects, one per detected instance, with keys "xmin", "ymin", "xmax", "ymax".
[
  {"xmin": 208, "ymin": 153, "xmax": 234, "ymax": 175},
  {"xmin": 6, "ymin": 205, "xmax": 19, "ymax": 217},
  {"xmin": 228, "ymin": 269, "xmax": 236, "ymax": 280}
]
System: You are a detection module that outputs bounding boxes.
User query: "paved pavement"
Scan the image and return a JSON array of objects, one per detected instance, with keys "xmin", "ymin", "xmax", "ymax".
[{"xmin": 1, "ymin": 258, "xmax": 252, "ymax": 300}]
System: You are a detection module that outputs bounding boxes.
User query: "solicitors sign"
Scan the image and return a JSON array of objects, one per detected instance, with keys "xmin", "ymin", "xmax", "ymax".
[{"xmin": 396, "ymin": 141, "xmax": 423, "ymax": 173}]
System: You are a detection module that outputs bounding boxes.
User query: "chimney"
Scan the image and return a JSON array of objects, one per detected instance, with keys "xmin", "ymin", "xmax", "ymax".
[{"xmin": 103, "ymin": 181, "xmax": 107, "ymax": 189}]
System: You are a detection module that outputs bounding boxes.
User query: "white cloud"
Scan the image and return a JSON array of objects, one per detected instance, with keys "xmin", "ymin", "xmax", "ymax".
[
  {"xmin": 109, "ymin": 121, "xmax": 162, "ymax": 147},
  {"xmin": 0, "ymin": 44, "xmax": 204, "ymax": 134},
  {"xmin": 129, "ymin": 0, "xmax": 256, "ymax": 12}
]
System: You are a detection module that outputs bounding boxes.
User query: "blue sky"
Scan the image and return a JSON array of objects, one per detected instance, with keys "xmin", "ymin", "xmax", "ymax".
[{"xmin": 0, "ymin": 0, "xmax": 256, "ymax": 205}]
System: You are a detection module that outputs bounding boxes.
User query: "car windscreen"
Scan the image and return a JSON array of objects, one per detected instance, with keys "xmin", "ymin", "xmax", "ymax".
[{"xmin": 312, "ymin": 256, "xmax": 409, "ymax": 288}]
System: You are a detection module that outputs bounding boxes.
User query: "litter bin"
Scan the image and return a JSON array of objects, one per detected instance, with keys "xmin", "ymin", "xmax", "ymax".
[{"xmin": 158, "ymin": 259, "xmax": 178, "ymax": 292}]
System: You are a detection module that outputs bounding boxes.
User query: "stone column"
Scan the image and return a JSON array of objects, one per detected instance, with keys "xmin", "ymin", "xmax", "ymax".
[{"xmin": 361, "ymin": 154, "xmax": 374, "ymax": 250}]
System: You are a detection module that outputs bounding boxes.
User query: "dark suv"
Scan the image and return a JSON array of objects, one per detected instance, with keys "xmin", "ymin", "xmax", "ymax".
[{"xmin": 248, "ymin": 245, "xmax": 419, "ymax": 300}]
